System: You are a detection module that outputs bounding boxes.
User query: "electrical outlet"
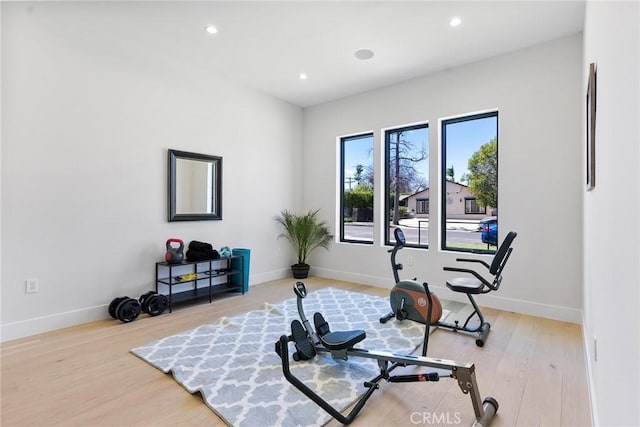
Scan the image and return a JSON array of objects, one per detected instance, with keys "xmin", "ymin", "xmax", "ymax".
[
  {"xmin": 25, "ymin": 278, "xmax": 39, "ymax": 294},
  {"xmin": 593, "ymin": 336, "xmax": 598, "ymax": 362},
  {"xmin": 407, "ymin": 256, "xmax": 414, "ymax": 266}
]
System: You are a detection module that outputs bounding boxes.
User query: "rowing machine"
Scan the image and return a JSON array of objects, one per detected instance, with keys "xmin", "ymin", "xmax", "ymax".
[{"xmin": 275, "ymin": 281, "xmax": 498, "ymax": 426}]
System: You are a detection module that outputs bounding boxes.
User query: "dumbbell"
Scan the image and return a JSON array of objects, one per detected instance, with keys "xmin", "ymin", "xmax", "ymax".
[
  {"xmin": 108, "ymin": 292, "xmax": 168, "ymax": 323},
  {"xmin": 139, "ymin": 291, "xmax": 168, "ymax": 317},
  {"xmin": 108, "ymin": 296, "xmax": 141, "ymax": 323}
]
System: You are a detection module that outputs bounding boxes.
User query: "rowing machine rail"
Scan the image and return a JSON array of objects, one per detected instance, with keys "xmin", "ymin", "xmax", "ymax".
[{"xmin": 276, "ymin": 336, "xmax": 498, "ymax": 426}]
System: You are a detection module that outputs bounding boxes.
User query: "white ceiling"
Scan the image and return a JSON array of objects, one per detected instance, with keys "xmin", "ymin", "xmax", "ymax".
[{"xmin": 20, "ymin": 1, "xmax": 585, "ymax": 107}]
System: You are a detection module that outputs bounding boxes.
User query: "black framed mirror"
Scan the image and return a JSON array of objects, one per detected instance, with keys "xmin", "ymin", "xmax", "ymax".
[{"xmin": 168, "ymin": 149, "xmax": 222, "ymax": 221}]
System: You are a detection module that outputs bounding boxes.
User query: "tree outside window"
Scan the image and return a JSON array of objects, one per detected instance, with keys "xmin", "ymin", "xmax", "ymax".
[{"xmin": 385, "ymin": 124, "xmax": 429, "ymax": 247}]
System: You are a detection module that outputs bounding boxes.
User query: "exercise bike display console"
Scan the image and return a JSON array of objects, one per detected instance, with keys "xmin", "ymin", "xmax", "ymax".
[{"xmin": 275, "ymin": 282, "xmax": 499, "ymax": 426}]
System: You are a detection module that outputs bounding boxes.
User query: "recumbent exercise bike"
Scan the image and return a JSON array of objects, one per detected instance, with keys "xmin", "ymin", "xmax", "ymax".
[
  {"xmin": 275, "ymin": 281, "xmax": 499, "ymax": 426},
  {"xmin": 380, "ymin": 228, "xmax": 517, "ymax": 352}
]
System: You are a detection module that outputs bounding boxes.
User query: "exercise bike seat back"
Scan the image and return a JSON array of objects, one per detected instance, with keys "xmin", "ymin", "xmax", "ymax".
[{"xmin": 445, "ymin": 231, "xmax": 517, "ymax": 295}]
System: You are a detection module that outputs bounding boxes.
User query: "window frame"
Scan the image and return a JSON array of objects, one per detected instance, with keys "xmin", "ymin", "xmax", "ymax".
[
  {"xmin": 384, "ymin": 122, "xmax": 430, "ymax": 249},
  {"xmin": 339, "ymin": 132, "xmax": 375, "ymax": 245},
  {"xmin": 441, "ymin": 111, "xmax": 498, "ymax": 253}
]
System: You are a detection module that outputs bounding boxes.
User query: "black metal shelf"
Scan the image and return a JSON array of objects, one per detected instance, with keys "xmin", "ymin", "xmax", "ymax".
[
  {"xmin": 169, "ymin": 286, "xmax": 212, "ymax": 305},
  {"xmin": 155, "ymin": 256, "xmax": 244, "ymax": 313}
]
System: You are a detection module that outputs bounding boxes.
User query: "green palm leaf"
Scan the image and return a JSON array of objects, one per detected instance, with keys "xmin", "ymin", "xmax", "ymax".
[{"xmin": 275, "ymin": 209, "xmax": 334, "ymax": 264}]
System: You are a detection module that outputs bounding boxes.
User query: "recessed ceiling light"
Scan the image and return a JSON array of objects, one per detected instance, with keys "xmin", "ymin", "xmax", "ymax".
[
  {"xmin": 449, "ymin": 17, "xmax": 462, "ymax": 27},
  {"xmin": 354, "ymin": 49, "xmax": 375, "ymax": 60},
  {"xmin": 205, "ymin": 25, "xmax": 218, "ymax": 35},
  {"xmin": 299, "ymin": 73, "xmax": 308, "ymax": 80}
]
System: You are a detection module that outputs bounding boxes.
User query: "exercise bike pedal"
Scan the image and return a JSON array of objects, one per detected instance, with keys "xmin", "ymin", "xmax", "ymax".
[{"xmin": 291, "ymin": 320, "xmax": 316, "ymax": 361}]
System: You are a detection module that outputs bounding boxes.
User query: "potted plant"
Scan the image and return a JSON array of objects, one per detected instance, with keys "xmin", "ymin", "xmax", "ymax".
[{"xmin": 275, "ymin": 209, "xmax": 334, "ymax": 279}]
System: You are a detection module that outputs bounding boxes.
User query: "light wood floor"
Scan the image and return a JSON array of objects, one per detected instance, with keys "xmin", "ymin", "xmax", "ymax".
[{"xmin": 1, "ymin": 277, "xmax": 591, "ymax": 426}]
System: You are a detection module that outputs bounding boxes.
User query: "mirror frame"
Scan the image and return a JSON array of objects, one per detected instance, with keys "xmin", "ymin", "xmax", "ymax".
[{"xmin": 168, "ymin": 149, "xmax": 223, "ymax": 221}]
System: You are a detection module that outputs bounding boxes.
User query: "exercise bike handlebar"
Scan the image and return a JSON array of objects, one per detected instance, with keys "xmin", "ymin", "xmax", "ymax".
[{"xmin": 389, "ymin": 228, "xmax": 407, "ymax": 283}]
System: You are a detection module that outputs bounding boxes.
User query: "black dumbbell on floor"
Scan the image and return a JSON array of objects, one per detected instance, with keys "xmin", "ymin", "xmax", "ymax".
[
  {"xmin": 139, "ymin": 291, "xmax": 169, "ymax": 317},
  {"xmin": 109, "ymin": 292, "xmax": 168, "ymax": 323},
  {"xmin": 108, "ymin": 296, "xmax": 142, "ymax": 323}
]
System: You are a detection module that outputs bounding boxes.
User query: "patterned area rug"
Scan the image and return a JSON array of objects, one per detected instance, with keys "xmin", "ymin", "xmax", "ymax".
[{"xmin": 131, "ymin": 287, "xmax": 433, "ymax": 427}]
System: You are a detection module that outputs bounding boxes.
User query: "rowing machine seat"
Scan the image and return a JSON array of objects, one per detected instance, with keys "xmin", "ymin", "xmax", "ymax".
[
  {"xmin": 320, "ymin": 330, "xmax": 366, "ymax": 351},
  {"xmin": 314, "ymin": 312, "xmax": 366, "ymax": 351}
]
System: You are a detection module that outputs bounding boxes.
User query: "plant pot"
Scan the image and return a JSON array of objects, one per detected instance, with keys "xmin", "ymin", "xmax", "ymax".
[{"xmin": 291, "ymin": 263, "xmax": 310, "ymax": 279}]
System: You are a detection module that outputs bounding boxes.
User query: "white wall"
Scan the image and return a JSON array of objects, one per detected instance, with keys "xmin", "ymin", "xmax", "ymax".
[
  {"xmin": 582, "ymin": 2, "xmax": 640, "ymax": 425},
  {"xmin": 303, "ymin": 34, "xmax": 584, "ymax": 323},
  {"xmin": 0, "ymin": 3, "xmax": 4, "ymax": 335},
  {"xmin": 1, "ymin": 3, "xmax": 302, "ymax": 341}
]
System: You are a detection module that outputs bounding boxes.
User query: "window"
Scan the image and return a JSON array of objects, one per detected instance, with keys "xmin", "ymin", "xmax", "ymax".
[
  {"xmin": 384, "ymin": 123, "xmax": 429, "ymax": 247},
  {"xmin": 416, "ymin": 198, "xmax": 429, "ymax": 214},
  {"xmin": 340, "ymin": 133, "xmax": 374, "ymax": 243},
  {"xmin": 464, "ymin": 198, "xmax": 486, "ymax": 214},
  {"xmin": 441, "ymin": 112, "xmax": 498, "ymax": 252}
]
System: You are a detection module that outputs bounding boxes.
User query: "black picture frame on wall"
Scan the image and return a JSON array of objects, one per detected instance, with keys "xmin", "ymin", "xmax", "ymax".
[
  {"xmin": 168, "ymin": 149, "xmax": 223, "ymax": 221},
  {"xmin": 586, "ymin": 62, "xmax": 597, "ymax": 191}
]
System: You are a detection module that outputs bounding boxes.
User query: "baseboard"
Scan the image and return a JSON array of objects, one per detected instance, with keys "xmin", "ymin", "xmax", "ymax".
[
  {"xmin": 581, "ymin": 312, "xmax": 599, "ymax": 426},
  {"xmin": 477, "ymin": 292, "xmax": 583, "ymax": 324},
  {"xmin": 250, "ymin": 268, "xmax": 290, "ymax": 284},
  {"xmin": 313, "ymin": 267, "xmax": 583, "ymax": 324},
  {"xmin": 1, "ymin": 304, "xmax": 109, "ymax": 343},
  {"xmin": 312, "ymin": 267, "xmax": 394, "ymax": 289},
  {"xmin": 0, "ymin": 270, "xmax": 292, "ymax": 343}
]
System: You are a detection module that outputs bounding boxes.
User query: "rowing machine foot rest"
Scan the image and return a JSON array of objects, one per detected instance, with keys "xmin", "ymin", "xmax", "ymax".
[
  {"xmin": 314, "ymin": 312, "xmax": 331, "ymax": 337},
  {"xmin": 291, "ymin": 320, "xmax": 316, "ymax": 361}
]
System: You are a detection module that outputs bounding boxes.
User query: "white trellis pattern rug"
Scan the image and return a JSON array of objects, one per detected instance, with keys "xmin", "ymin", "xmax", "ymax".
[{"xmin": 131, "ymin": 287, "xmax": 434, "ymax": 427}]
